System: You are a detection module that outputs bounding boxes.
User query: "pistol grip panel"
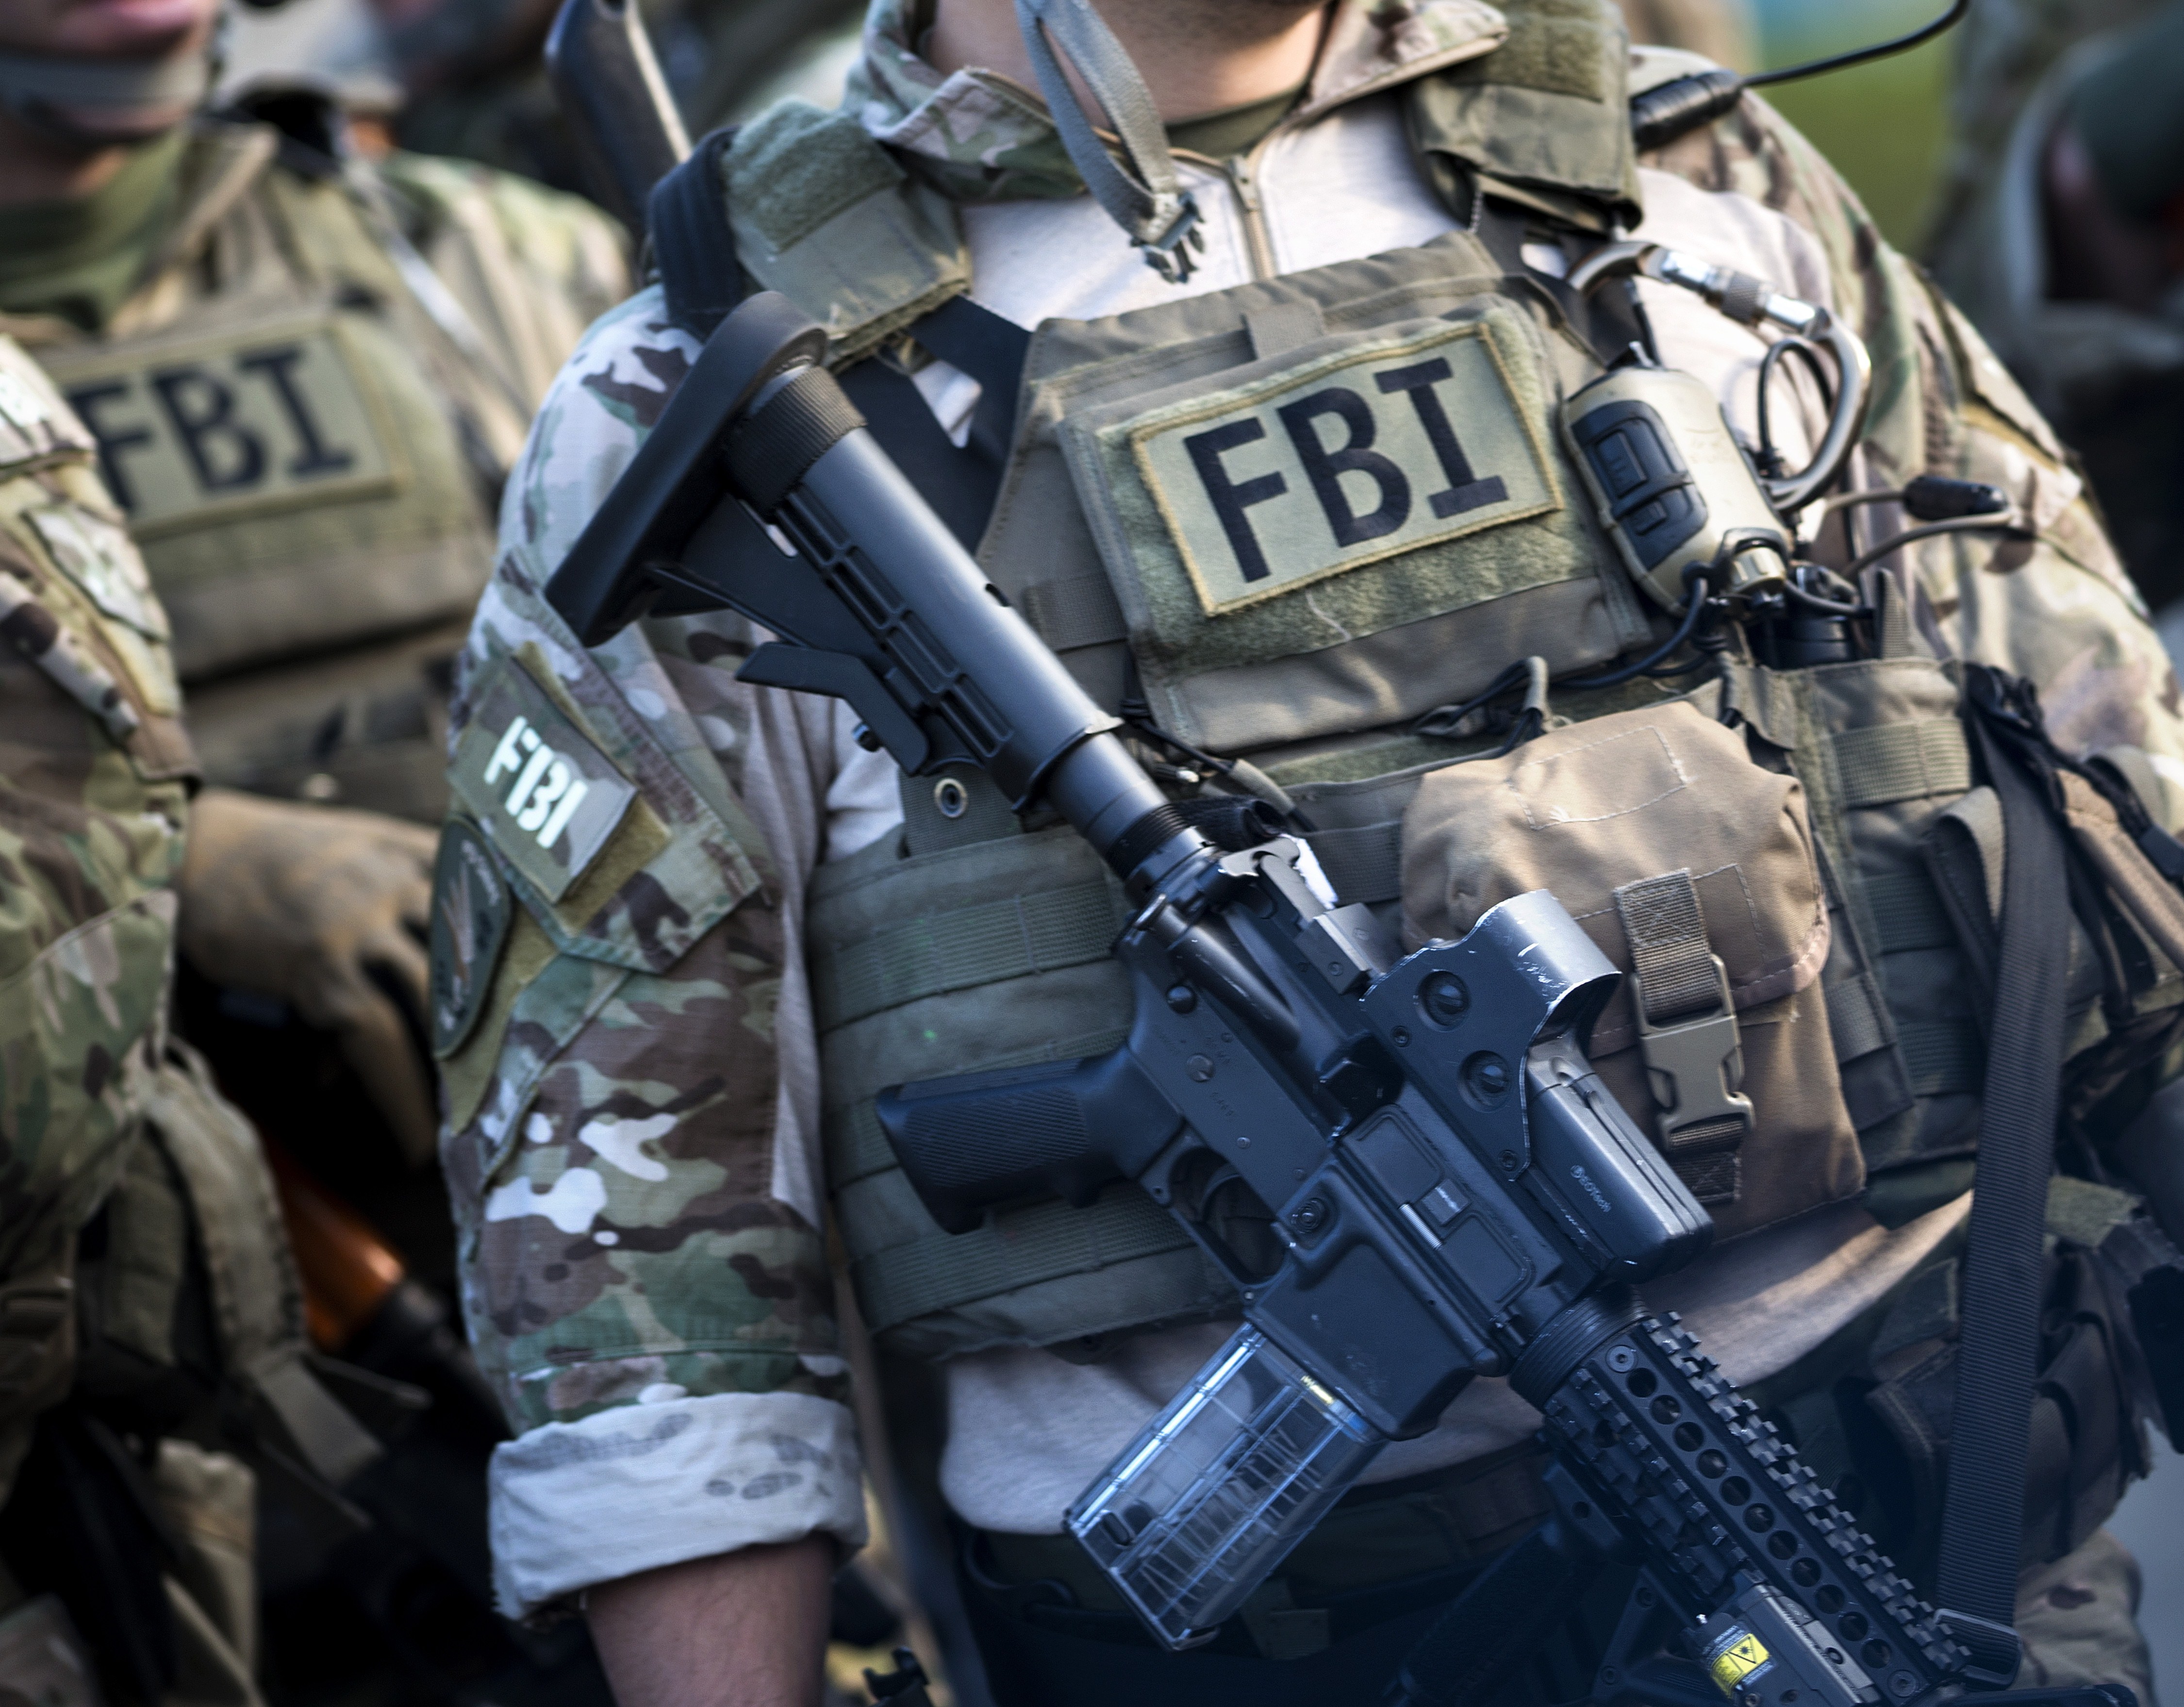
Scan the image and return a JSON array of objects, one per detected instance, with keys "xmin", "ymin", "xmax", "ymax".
[{"xmin": 877, "ymin": 1047, "xmax": 1183, "ymax": 1234}]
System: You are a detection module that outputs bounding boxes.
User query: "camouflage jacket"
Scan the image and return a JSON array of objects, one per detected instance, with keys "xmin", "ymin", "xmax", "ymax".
[
  {"xmin": 441, "ymin": 0, "xmax": 2184, "ymax": 1617},
  {"xmin": 0, "ymin": 336, "xmax": 197, "ymax": 1502}
]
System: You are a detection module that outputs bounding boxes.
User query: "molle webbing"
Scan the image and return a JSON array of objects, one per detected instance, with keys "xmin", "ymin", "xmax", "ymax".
[
  {"xmin": 811, "ymin": 873, "xmax": 1125, "ymax": 1032},
  {"xmin": 812, "ymin": 826, "xmax": 1233, "ymax": 1357},
  {"xmin": 1832, "ymin": 720, "xmax": 1972, "ymax": 810}
]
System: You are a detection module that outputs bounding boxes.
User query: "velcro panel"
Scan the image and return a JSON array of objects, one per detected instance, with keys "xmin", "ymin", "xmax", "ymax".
[
  {"xmin": 1832, "ymin": 719, "xmax": 1971, "ymax": 809},
  {"xmin": 812, "ymin": 878, "xmax": 1125, "ymax": 1031}
]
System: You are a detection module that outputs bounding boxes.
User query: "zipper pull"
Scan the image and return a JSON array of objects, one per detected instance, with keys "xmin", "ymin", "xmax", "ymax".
[{"xmin": 1227, "ymin": 154, "xmax": 1262, "ymax": 216}]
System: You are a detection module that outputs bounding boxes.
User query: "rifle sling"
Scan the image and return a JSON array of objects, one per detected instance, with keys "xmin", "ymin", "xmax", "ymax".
[{"xmin": 1935, "ymin": 679, "xmax": 2073, "ymax": 1625}]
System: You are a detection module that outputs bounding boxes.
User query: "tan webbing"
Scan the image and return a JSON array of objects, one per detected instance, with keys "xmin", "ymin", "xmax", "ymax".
[{"xmin": 1832, "ymin": 719, "xmax": 1972, "ymax": 809}]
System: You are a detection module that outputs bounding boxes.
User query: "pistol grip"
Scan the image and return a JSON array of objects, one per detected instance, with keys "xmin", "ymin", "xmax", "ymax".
[{"xmin": 877, "ymin": 1046, "xmax": 1181, "ymax": 1234}]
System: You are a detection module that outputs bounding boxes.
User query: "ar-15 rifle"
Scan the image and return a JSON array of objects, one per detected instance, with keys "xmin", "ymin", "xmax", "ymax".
[{"xmin": 542, "ymin": 292, "xmax": 2129, "ymax": 1707}]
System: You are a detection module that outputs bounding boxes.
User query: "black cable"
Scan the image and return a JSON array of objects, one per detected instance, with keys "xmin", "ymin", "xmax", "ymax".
[
  {"xmin": 1743, "ymin": 0, "xmax": 1970, "ymax": 88},
  {"xmin": 1630, "ymin": 0, "xmax": 1970, "ymax": 152},
  {"xmin": 1839, "ymin": 514, "xmax": 2029, "ymax": 581},
  {"xmin": 1560, "ymin": 566, "xmax": 1712, "ymax": 691},
  {"xmin": 1754, "ymin": 335, "xmax": 1834, "ymax": 479},
  {"xmin": 1779, "ymin": 578, "xmax": 1866, "ymax": 617}
]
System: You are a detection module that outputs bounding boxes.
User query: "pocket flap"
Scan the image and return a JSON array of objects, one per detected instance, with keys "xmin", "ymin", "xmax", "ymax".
[{"xmin": 1401, "ymin": 698, "xmax": 1829, "ymax": 1054}]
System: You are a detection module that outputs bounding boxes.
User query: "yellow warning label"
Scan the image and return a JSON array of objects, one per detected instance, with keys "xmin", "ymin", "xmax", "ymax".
[{"xmin": 1707, "ymin": 1633, "xmax": 1771, "ymax": 1694}]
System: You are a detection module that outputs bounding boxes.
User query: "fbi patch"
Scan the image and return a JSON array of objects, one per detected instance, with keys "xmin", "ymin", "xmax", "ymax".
[
  {"xmin": 449, "ymin": 656, "xmax": 637, "ymax": 902},
  {"xmin": 1105, "ymin": 317, "xmax": 1558, "ymax": 616},
  {"xmin": 429, "ymin": 817, "xmax": 512, "ymax": 1058},
  {"xmin": 46, "ymin": 310, "xmax": 399, "ymax": 539}
]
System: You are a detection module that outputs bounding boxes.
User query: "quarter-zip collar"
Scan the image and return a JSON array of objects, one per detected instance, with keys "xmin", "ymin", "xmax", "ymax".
[{"xmin": 846, "ymin": 0, "xmax": 1511, "ymax": 206}]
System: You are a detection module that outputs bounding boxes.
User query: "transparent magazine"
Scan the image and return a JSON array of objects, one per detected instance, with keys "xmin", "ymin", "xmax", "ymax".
[{"xmin": 1065, "ymin": 1326, "xmax": 1389, "ymax": 1650}]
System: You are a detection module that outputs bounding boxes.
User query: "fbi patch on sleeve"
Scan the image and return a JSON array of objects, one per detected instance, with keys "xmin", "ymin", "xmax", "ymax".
[{"xmin": 449, "ymin": 657, "xmax": 637, "ymax": 902}]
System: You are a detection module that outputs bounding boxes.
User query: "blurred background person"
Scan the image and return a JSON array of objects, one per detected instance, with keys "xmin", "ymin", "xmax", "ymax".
[
  {"xmin": 0, "ymin": 0, "xmax": 630, "ymax": 1698},
  {"xmin": 1931, "ymin": 1, "xmax": 2184, "ymax": 621}
]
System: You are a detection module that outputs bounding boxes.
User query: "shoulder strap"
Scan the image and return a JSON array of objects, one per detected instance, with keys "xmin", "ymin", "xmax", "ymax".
[
  {"xmin": 1935, "ymin": 667, "xmax": 2074, "ymax": 1635},
  {"xmin": 650, "ymin": 125, "xmax": 744, "ymax": 338},
  {"xmin": 650, "ymin": 128, "xmax": 1029, "ymax": 550}
]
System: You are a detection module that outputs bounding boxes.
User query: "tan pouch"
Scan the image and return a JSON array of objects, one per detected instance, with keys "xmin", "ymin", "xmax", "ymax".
[{"xmin": 1400, "ymin": 696, "xmax": 1864, "ymax": 1240}]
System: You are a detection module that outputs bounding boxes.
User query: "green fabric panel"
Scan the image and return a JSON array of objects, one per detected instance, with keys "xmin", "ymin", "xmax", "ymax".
[
  {"xmin": 1021, "ymin": 573, "xmax": 1129, "ymax": 651},
  {"xmin": 1865, "ymin": 869, "xmax": 1956, "ymax": 955},
  {"xmin": 811, "ymin": 875, "xmax": 1125, "ymax": 1031},
  {"xmin": 1401, "ymin": 0, "xmax": 1641, "ymax": 221},
  {"xmin": 728, "ymin": 102, "xmax": 907, "ymax": 253},
  {"xmin": 1442, "ymin": 0, "xmax": 1612, "ymax": 101},
  {"xmin": 1895, "ymin": 1019, "xmax": 1984, "ymax": 1098},
  {"xmin": 1831, "ymin": 719, "xmax": 1972, "ymax": 809},
  {"xmin": 725, "ymin": 106, "xmax": 969, "ymax": 366},
  {"xmin": 849, "ymin": 1182, "xmax": 1206, "ymax": 1338}
]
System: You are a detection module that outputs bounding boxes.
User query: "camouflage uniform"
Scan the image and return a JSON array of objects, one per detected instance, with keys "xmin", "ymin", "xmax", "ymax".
[
  {"xmin": 0, "ymin": 335, "xmax": 370, "ymax": 1707},
  {"xmin": 440, "ymin": 0, "xmax": 2175, "ymax": 1688},
  {"xmin": 1610, "ymin": 0, "xmax": 1754, "ymax": 69}
]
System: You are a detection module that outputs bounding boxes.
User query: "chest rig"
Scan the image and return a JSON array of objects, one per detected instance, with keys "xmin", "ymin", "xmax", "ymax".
[
  {"xmin": 661, "ymin": 23, "xmax": 2183, "ymax": 1365},
  {"xmin": 17, "ymin": 123, "xmax": 514, "ymax": 822}
]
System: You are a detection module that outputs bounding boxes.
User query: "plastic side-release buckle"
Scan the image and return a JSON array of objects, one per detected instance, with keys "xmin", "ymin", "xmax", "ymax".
[{"xmin": 1633, "ymin": 951, "xmax": 1754, "ymax": 1158}]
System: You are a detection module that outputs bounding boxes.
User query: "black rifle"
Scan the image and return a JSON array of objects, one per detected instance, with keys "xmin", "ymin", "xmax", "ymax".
[
  {"xmin": 544, "ymin": 292, "xmax": 2128, "ymax": 1707},
  {"xmin": 545, "ymin": 0, "xmax": 689, "ymax": 235}
]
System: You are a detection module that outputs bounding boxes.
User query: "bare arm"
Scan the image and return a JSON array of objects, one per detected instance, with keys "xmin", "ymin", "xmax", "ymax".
[{"xmin": 586, "ymin": 1539, "xmax": 834, "ymax": 1707}]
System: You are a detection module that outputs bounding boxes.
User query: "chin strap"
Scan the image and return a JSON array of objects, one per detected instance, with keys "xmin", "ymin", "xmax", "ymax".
[
  {"xmin": 0, "ymin": 37, "xmax": 216, "ymax": 144},
  {"xmin": 1011, "ymin": 0, "xmax": 1205, "ymax": 282}
]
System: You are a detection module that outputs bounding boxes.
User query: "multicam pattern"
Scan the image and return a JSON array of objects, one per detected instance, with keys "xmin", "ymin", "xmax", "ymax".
[
  {"xmin": 447, "ymin": 0, "xmax": 2184, "ymax": 1614},
  {"xmin": 1647, "ymin": 88, "xmax": 2184, "ymax": 775},
  {"xmin": 0, "ymin": 338, "xmax": 193, "ymax": 1472}
]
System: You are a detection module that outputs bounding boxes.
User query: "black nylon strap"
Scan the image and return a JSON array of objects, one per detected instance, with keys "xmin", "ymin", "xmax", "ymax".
[
  {"xmin": 834, "ymin": 296, "xmax": 1031, "ymax": 553},
  {"xmin": 1936, "ymin": 668, "xmax": 2073, "ymax": 1624},
  {"xmin": 649, "ymin": 125, "xmax": 743, "ymax": 338}
]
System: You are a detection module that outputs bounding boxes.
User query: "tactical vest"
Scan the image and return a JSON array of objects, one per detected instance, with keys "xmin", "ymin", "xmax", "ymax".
[
  {"xmin": 14, "ymin": 122, "xmax": 529, "ymax": 824},
  {"xmin": 695, "ymin": 23, "xmax": 2184, "ymax": 1365}
]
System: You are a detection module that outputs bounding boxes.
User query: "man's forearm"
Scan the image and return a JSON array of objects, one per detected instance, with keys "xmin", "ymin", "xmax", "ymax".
[{"xmin": 586, "ymin": 1537, "xmax": 834, "ymax": 1707}]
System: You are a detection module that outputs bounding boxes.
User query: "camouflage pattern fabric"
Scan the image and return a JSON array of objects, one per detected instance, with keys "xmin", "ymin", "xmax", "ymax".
[
  {"xmin": 0, "ymin": 334, "xmax": 196, "ymax": 1503},
  {"xmin": 1610, "ymin": 0, "xmax": 1754, "ymax": 69},
  {"xmin": 445, "ymin": 0, "xmax": 2184, "ymax": 1620}
]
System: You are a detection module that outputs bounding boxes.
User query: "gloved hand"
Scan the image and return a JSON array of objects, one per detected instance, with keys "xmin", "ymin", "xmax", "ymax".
[{"xmin": 178, "ymin": 788, "xmax": 439, "ymax": 1166}]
